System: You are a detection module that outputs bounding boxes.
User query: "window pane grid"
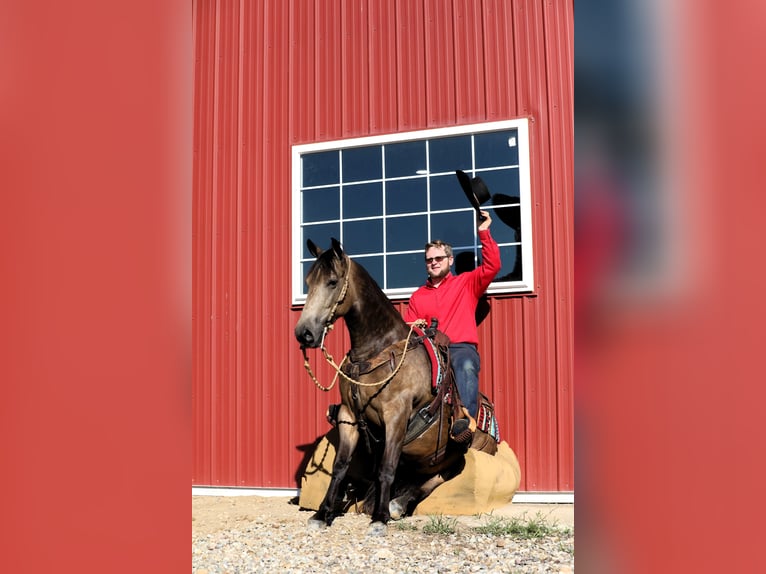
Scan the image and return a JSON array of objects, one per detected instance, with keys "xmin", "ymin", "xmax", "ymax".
[{"xmin": 294, "ymin": 119, "xmax": 532, "ymax": 301}]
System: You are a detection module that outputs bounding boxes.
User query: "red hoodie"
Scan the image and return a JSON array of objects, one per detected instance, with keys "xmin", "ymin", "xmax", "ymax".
[{"xmin": 404, "ymin": 229, "xmax": 501, "ymax": 346}]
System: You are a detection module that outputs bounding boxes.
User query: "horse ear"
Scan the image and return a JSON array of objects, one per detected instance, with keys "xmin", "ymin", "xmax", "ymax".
[
  {"xmin": 307, "ymin": 239, "xmax": 323, "ymax": 258},
  {"xmin": 330, "ymin": 237, "xmax": 344, "ymax": 258}
]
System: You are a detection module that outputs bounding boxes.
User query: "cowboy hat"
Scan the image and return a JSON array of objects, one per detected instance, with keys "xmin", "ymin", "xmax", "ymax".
[{"xmin": 455, "ymin": 170, "xmax": 490, "ymax": 220}]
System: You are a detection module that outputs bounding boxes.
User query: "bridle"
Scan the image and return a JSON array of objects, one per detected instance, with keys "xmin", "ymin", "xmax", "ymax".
[
  {"xmin": 317, "ymin": 262, "xmax": 350, "ymax": 349},
  {"xmin": 300, "ymin": 260, "xmax": 350, "ymax": 391},
  {"xmin": 300, "ymin": 258, "xmax": 425, "ymax": 392}
]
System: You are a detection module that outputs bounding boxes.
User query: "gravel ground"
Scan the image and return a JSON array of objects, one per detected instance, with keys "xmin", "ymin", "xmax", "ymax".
[{"xmin": 192, "ymin": 496, "xmax": 574, "ymax": 573}]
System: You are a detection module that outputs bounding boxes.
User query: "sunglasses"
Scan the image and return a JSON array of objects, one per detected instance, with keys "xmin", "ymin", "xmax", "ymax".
[{"xmin": 425, "ymin": 255, "xmax": 449, "ymax": 264}]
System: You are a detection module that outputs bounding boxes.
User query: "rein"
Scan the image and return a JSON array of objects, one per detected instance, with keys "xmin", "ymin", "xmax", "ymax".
[
  {"xmin": 301, "ymin": 317, "xmax": 427, "ymax": 392},
  {"xmin": 301, "ymin": 268, "xmax": 351, "ymax": 392}
]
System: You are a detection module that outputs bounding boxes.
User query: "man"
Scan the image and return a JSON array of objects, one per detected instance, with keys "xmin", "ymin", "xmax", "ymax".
[{"xmin": 404, "ymin": 210, "xmax": 501, "ymax": 444}]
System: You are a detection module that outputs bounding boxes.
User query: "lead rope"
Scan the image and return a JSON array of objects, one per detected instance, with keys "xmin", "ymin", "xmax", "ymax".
[{"xmin": 301, "ymin": 318, "xmax": 427, "ymax": 392}]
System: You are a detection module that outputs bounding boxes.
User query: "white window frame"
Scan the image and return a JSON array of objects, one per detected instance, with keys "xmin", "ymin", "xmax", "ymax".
[{"xmin": 291, "ymin": 118, "xmax": 533, "ymax": 305}]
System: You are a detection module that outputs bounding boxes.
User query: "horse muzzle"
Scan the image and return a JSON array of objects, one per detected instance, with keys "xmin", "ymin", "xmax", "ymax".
[{"xmin": 295, "ymin": 324, "xmax": 322, "ymax": 348}]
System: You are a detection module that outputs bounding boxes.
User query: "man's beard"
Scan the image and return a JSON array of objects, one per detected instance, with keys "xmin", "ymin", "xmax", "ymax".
[{"xmin": 428, "ymin": 267, "xmax": 450, "ymax": 282}]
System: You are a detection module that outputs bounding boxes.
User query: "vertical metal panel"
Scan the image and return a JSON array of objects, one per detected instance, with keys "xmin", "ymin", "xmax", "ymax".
[
  {"xmin": 452, "ymin": 0, "xmax": 486, "ymax": 123},
  {"xmin": 260, "ymin": 0, "xmax": 293, "ymax": 487},
  {"xmin": 482, "ymin": 0, "xmax": 518, "ymax": 119},
  {"xmin": 341, "ymin": 0, "xmax": 370, "ymax": 135},
  {"xmin": 203, "ymin": 0, "xmax": 241, "ymax": 485},
  {"xmin": 237, "ymin": 0, "xmax": 258, "ymax": 487},
  {"xmin": 367, "ymin": 0, "xmax": 398, "ymax": 133},
  {"xmin": 543, "ymin": 0, "xmax": 574, "ymax": 492},
  {"xmin": 423, "ymin": 0, "xmax": 456, "ymax": 126},
  {"xmin": 395, "ymin": 0, "xmax": 426, "ymax": 130},
  {"xmin": 193, "ymin": 0, "xmax": 574, "ymax": 492},
  {"xmin": 315, "ymin": 0, "xmax": 343, "ymax": 140},
  {"xmin": 192, "ymin": 0, "xmax": 216, "ymax": 485}
]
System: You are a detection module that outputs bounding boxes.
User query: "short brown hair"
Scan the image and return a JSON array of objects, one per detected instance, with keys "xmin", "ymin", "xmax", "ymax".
[{"xmin": 424, "ymin": 240, "xmax": 453, "ymax": 258}]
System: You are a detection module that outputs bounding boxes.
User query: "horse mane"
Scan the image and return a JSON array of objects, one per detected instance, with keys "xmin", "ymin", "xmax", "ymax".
[
  {"xmin": 345, "ymin": 258, "xmax": 410, "ymax": 357},
  {"xmin": 305, "ymin": 242, "xmax": 410, "ymax": 360}
]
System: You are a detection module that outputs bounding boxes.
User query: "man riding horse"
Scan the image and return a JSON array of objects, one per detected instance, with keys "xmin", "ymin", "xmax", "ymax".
[{"xmin": 404, "ymin": 208, "xmax": 500, "ymax": 446}]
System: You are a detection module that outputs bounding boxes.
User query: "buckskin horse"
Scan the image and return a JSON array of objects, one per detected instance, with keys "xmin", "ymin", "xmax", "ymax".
[{"xmin": 295, "ymin": 238, "xmax": 498, "ymax": 535}]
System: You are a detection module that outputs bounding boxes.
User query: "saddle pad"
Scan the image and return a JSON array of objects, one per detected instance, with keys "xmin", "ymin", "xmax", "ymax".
[
  {"xmin": 412, "ymin": 325, "xmax": 443, "ymax": 392},
  {"xmin": 475, "ymin": 394, "xmax": 501, "ymax": 443}
]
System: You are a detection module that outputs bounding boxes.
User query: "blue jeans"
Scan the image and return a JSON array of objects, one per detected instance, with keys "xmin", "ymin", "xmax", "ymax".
[{"xmin": 449, "ymin": 343, "xmax": 480, "ymax": 418}]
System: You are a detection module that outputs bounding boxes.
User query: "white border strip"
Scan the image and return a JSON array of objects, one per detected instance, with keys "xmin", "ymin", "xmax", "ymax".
[
  {"xmin": 192, "ymin": 487, "xmax": 298, "ymax": 497},
  {"xmin": 511, "ymin": 492, "xmax": 574, "ymax": 504},
  {"xmin": 192, "ymin": 487, "xmax": 573, "ymax": 504}
]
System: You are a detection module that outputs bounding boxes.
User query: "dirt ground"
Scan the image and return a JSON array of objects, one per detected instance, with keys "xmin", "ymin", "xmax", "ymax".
[{"xmin": 192, "ymin": 495, "xmax": 574, "ymax": 537}]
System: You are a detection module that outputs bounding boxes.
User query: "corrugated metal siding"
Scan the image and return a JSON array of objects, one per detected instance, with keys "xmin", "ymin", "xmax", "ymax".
[{"xmin": 193, "ymin": 0, "xmax": 573, "ymax": 492}]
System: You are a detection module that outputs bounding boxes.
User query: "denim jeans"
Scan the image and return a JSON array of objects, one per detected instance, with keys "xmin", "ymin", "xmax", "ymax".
[{"xmin": 449, "ymin": 343, "xmax": 480, "ymax": 418}]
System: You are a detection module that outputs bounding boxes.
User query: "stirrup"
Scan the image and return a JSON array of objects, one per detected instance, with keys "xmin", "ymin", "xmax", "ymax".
[{"xmin": 450, "ymin": 418, "xmax": 473, "ymax": 446}]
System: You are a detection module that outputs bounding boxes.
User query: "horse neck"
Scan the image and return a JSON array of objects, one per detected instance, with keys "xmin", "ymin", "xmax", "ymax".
[{"xmin": 343, "ymin": 264, "xmax": 409, "ymax": 359}]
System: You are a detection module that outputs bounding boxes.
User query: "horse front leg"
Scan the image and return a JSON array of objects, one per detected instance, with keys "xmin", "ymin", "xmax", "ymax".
[
  {"xmin": 389, "ymin": 474, "xmax": 445, "ymax": 520},
  {"xmin": 309, "ymin": 405, "xmax": 359, "ymax": 529},
  {"xmin": 368, "ymin": 420, "xmax": 406, "ymax": 535}
]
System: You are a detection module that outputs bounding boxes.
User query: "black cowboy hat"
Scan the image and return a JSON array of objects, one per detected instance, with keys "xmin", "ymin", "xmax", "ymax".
[
  {"xmin": 491, "ymin": 193, "xmax": 520, "ymax": 233},
  {"xmin": 455, "ymin": 170, "xmax": 490, "ymax": 220}
]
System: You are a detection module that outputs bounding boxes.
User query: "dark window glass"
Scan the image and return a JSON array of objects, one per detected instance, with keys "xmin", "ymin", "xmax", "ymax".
[
  {"xmin": 385, "ymin": 214, "xmax": 428, "ymax": 252},
  {"xmin": 429, "ymin": 211, "xmax": 475, "ymax": 248},
  {"xmin": 301, "ymin": 261, "xmax": 314, "ymax": 284},
  {"xmin": 385, "ymin": 141, "xmax": 427, "ymax": 177},
  {"xmin": 301, "ymin": 222, "xmax": 341, "ymax": 258},
  {"xmin": 344, "ymin": 182, "xmax": 382, "ymax": 219},
  {"xmin": 488, "ymin": 203, "xmax": 520, "ymax": 243},
  {"xmin": 430, "ymin": 173, "xmax": 469, "ymax": 211},
  {"xmin": 342, "ymin": 146, "xmax": 382, "ymax": 182},
  {"xmin": 342, "ymin": 219, "xmax": 383, "ymax": 255},
  {"xmin": 302, "ymin": 187, "xmax": 339, "ymax": 222},
  {"xmin": 494, "ymin": 244, "xmax": 522, "ymax": 282},
  {"xmin": 386, "ymin": 178, "xmax": 427, "ymax": 214},
  {"xmin": 474, "ymin": 129, "xmax": 519, "ymax": 168},
  {"xmin": 353, "ymin": 255, "xmax": 384, "ymax": 289},
  {"xmin": 429, "ymin": 135, "xmax": 472, "ymax": 173},
  {"xmin": 478, "ymin": 167, "xmax": 520, "ymax": 200},
  {"xmin": 386, "ymin": 252, "xmax": 425, "ymax": 289},
  {"xmin": 303, "ymin": 150, "xmax": 340, "ymax": 186}
]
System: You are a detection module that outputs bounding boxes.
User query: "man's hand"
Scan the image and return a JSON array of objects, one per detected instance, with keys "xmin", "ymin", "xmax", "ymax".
[{"xmin": 478, "ymin": 210, "xmax": 492, "ymax": 231}]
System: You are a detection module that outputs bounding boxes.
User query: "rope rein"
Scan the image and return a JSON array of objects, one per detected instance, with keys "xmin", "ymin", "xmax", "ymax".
[
  {"xmin": 300, "ymin": 265, "xmax": 426, "ymax": 391},
  {"xmin": 302, "ymin": 319, "xmax": 426, "ymax": 392}
]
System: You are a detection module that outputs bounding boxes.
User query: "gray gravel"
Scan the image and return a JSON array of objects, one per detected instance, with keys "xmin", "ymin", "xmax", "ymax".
[{"xmin": 192, "ymin": 503, "xmax": 574, "ymax": 573}]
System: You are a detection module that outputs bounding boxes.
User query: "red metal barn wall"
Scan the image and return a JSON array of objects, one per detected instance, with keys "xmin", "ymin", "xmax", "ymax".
[{"xmin": 193, "ymin": 0, "xmax": 573, "ymax": 492}]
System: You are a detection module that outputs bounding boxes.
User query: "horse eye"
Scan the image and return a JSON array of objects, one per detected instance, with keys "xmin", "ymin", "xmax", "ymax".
[{"xmin": 327, "ymin": 279, "xmax": 338, "ymax": 288}]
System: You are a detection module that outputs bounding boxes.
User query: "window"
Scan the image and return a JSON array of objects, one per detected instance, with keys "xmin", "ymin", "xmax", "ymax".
[{"xmin": 291, "ymin": 119, "xmax": 533, "ymax": 304}]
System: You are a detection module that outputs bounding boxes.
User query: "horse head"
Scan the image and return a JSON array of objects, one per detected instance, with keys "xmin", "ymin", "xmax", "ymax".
[{"xmin": 295, "ymin": 237, "xmax": 352, "ymax": 348}]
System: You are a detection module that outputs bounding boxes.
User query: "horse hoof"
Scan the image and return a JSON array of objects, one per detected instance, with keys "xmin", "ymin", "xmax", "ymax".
[
  {"xmin": 367, "ymin": 522, "xmax": 387, "ymax": 537},
  {"xmin": 307, "ymin": 518, "xmax": 327, "ymax": 531},
  {"xmin": 389, "ymin": 498, "xmax": 406, "ymax": 521}
]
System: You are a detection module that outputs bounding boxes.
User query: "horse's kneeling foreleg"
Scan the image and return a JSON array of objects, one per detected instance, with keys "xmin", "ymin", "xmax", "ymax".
[
  {"xmin": 388, "ymin": 474, "xmax": 445, "ymax": 520},
  {"xmin": 313, "ymin": 414, "xmax": 359, "ymax": 528}
]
